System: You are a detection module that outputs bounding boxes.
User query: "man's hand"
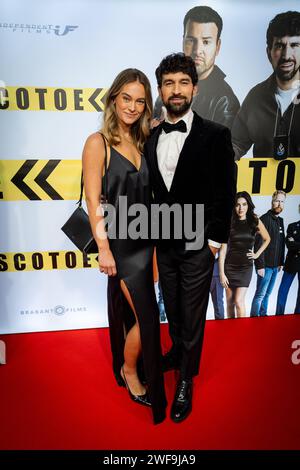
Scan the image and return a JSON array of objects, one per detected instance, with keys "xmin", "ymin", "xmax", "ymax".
[
  {"xmin": 257, "ymin": 268, "xmax": 265, "ymax": 277},
  {"xmin": 208, "ymin": 245, "xmax": 219, "ymax": 257}
]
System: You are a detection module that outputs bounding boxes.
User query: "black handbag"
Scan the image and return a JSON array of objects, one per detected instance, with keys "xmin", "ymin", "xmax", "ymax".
[{"xmin": 61, "ymin": 133, "xmax": 108, "ymax": 256}]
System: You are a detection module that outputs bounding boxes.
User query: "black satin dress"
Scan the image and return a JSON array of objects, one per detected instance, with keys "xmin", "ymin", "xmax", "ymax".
[
  {"xmin": 104, "ymin": 146, "xmax": 167, "ymax": 425},
  {"xmin": 225, "ymin": 219, "xmax": 256, "ymax": 288}
]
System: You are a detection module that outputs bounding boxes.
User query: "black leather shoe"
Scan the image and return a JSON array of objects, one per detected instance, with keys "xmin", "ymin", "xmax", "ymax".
[
  {"xmin": 162, "ymin": 350, "xmax": 180, "ymax": 372},
  {"xmin": 170, "ymin": 379, "xmax": 193, "ymax": 423},
  {"xmin": 121, "ymin": 367, "xmax": 151, "ymax": 407}
]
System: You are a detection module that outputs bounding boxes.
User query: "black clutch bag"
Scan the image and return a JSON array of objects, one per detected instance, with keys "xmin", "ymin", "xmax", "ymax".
[{"xmin": 61, "ymin": 133, "xmax": 108, "ymax": 256}]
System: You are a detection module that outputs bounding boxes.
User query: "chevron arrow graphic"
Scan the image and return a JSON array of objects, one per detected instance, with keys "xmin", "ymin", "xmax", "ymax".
[
  {"xmin": 35, "ymin": 160, "xmax": 63, "ymax": 200},
  {"xmin": 11, "ymin": 159, "xmax": 41, "ymax": 200},
  {"xmin": 11, "ymin": 159, "xmax": 63, "ymax": 200}
]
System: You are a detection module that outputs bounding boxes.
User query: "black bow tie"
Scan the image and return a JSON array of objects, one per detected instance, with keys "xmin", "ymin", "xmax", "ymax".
[{"xmin": 162, "ymin": 120, "xmax": 187, "ymax": 134}]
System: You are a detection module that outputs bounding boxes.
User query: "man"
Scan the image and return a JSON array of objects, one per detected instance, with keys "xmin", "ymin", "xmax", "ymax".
[
  {"xmin": 250, "ymin": 190, "xmax": 286, "ymax": 317},
  {"xmin": 155, "ymin": 5, "xmax": 239, "ymax": 320},
  {"xmin": 276, "ymin": 206, "xmax": 300, "ymax": 315},
  {"xmin": 232, "ymin": 11, "xmax": 300, "ymax": 160},
  {"xmin": 153, "ymin": 5, "xmax": 240, "ymax": 129},
  {"xmin": 145, "ymin": 53, "xmax": 236, "ymax": 422}
]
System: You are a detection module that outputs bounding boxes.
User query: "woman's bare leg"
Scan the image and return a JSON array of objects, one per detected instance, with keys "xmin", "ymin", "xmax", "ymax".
[
  {"xmin": 120, "ymin": 279, "xmax": 146, "ymax": 396},
  {"xmin": 235, "ymin": 287, "xmax": 248, "ymax": 318},
  {"xmin": 226, "ymin": 287, "xmax": 236, "ymax": 318}
]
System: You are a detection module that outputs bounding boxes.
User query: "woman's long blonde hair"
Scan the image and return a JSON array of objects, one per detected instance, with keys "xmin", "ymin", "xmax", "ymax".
[{"xmin": 101, "ymin": 68, "xmax": 153, "ymax": 153}]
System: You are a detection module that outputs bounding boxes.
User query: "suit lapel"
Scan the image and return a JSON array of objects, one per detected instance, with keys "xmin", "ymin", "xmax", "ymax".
[
  {"xmin": 148, "ymin": 125, "xmax": 169, "ymax": 193},
  {"xmin": 169, "ymin": 112, "xmax": 204, "ymax": 193}
]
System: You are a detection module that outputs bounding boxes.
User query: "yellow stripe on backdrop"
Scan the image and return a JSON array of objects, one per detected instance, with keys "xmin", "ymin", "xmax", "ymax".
[
  {"xmin": 0, "ymin": 86, "xmax": 108, "ymax": 112},
  {"xmin": 0, "ymin": 159, "xmax": 82, "ymax": 201},
  {"xmin": 236, "ymin": 158, "xmax": 299, "ymax": 195},
  {"xmin": 0, "ymin": 251, "xmax": 99, "ymax": 272},
  {"xmin": 1, "ymin": 158, "xmax": 300, "ymax": 201}
]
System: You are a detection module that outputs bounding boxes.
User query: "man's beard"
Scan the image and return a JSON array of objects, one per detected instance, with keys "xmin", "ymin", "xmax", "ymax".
[
  {"xmin": 275, "ymin": 59, "xmax": 299, "ymax": 81},
  {"xmin": 272, "ymin": 206, "xmax": 283, "ymax": 215},
  {"xmin": 164, "ymin": 95, "xmax": 192, "ymax": 116}
]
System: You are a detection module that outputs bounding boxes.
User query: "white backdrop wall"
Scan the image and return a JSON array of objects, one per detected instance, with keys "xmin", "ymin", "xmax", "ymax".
[{"xmin": 0, "ymin": 0, "xmax": 299, "ymax": 333}]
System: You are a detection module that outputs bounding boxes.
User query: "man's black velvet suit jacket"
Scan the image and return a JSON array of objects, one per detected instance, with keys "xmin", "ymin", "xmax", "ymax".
[{"xmin": 144, "ymin": 111, "xmax": 236, "ymax": 247}]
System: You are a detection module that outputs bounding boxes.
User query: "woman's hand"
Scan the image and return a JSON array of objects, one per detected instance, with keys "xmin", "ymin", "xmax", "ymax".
[
  {"xmin": 247, "ymin": 249, "xmax": 259, "ymax": 260},
  {"xmin": 151, "ymin": 118, "xmax": 162, "ymax": 129},
  {"xmin": 98, "ymin": 248, "xmax": 117, "ymax": 276},
  {"xmin": 220, "ymin": 273, "xmax": 229, "ymax": 289}
]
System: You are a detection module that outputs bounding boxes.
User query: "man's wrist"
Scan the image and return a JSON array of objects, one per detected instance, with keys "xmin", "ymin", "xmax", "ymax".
[{"xmin": 208, "ymin": 239, "xmax": 221, "ymax": 249}]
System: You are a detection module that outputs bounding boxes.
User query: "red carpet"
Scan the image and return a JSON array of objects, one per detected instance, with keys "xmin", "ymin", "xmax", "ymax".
[{"xmin": 0, "ymin": 316, "xmax": 300, "ymax": 450}]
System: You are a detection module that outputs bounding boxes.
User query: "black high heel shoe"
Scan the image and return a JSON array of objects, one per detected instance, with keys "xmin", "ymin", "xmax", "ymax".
[
  {"xmin": 115, "ymin": 373, "xmax": 125, "ymax": 387},
  {"xmin": 121, "ymin": 366, "xmax": 151, "ymax": 407}
]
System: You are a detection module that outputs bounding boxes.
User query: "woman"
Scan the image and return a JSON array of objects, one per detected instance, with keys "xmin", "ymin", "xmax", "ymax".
[
  {"xmin": 219, "ymin": 191, "xmax": 270, "ymax": 318},
  {"xmin": 82, "ymin": 69, "xmax": 167, "ymax": 424}
]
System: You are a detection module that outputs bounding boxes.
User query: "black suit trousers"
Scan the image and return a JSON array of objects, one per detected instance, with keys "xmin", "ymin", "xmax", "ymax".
[{"xmin": 157, "ymin": 243, "xmax": 215, "ymax": 380}]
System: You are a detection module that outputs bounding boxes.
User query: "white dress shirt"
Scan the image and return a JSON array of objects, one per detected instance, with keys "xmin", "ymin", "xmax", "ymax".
[
  {"xmin": 157, "ymin": 108, "xmax": 220, "ymax": 249},
  {"xmin": 157, "ymin": 108, "xmax": 193, "ymax": 191}
]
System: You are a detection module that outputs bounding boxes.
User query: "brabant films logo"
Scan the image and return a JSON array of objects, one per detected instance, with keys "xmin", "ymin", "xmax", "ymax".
[
  {"xmin": 20, "ymin": 305, "xmax": 87, "ymax": 315},
  {"xmin": 54, "ymin": 305, "xmax": 65, "ymax": 315},
  {"xmin": 0, "ymin": 23, "xmax": 78, "ymax": 36}
]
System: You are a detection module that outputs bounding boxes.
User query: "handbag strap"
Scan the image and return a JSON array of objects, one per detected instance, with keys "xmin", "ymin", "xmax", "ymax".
[{"xmin": 78, "ymin": 133, "xmax": 108, "ymax": 207}]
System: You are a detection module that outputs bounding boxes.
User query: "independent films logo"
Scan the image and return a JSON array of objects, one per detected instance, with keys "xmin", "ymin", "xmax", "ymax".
[{"xmin": 0, "ymin": 23, "xmax": 78, "ymax": 36}]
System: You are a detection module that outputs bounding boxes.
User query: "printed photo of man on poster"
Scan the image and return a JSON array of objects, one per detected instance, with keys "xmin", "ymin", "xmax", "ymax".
[{"xmin": 232, "ymin": 11, "xmax": 300, "ymax": 160}]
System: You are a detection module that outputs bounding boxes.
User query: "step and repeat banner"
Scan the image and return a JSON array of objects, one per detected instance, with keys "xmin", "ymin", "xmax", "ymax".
[{"xmin": 0, "ymin": 0, "xmax": 299, "ymax": 333}]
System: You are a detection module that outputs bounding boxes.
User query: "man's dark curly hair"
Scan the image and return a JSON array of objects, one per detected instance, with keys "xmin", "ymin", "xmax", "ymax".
[
  {"xmin": 267, "ymin": 11, "xmax": 300, "ymax": 49},
  {"xmin": 155, "ymin": 53, "xmax": 198, "ymax": 88}
]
